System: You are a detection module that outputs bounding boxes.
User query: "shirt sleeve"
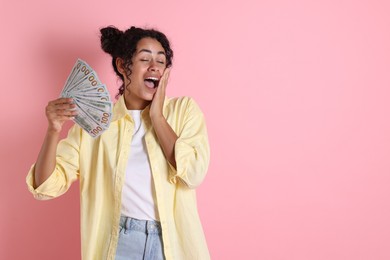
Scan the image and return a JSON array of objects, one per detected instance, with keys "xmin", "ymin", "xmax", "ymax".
[
  {"xmin": 26, "ymin": 125, "xmax": 82, "ymax": 200},
  {"xmin": 168, "ymin": 98, "xmax": 210, "ymax": 189}
]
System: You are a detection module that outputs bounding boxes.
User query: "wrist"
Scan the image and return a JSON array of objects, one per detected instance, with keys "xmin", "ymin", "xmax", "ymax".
[
  {"xmin": 46, "ymin": 127, "xmax": 61, "ymax": 136},
  {"xmin": 150, "ymin": 113, "xmax": 165, "ymax": 123}
]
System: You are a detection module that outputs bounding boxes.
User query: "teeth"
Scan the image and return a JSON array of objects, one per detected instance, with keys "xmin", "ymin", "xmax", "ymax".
[{"xmin": 145, "ymin": 77, "xmax": 159, "ymax": 81}]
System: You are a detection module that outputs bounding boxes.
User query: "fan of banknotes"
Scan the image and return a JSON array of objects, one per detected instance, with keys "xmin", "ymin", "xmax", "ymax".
[{"xmin": 60, "ymin": 59, "xmax": 112, "ymax": 138}]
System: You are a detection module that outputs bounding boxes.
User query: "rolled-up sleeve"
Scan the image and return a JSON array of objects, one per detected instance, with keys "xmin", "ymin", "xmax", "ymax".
[
  {"xmin": 26, "ymin": 125, "xmax": 81, "ymax": 200},
  {"xmin": 168, "ymin": 98, "xmax": 210, "ymax": 189}
]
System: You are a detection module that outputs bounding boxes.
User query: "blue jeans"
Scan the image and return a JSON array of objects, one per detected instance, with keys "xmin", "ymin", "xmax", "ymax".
[{"xmin": 115, "ymin": 216, "xmax": 165, "ymax": 260}]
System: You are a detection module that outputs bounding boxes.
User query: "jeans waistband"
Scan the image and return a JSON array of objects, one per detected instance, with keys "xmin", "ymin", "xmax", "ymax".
[{"xmin": 119, "ymin": 216, "xmax": 162, "ymax": 235}]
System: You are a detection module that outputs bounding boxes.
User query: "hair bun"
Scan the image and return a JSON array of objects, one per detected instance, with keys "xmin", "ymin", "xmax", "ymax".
[{"xmin": 100, "ymin": 26, "xmax": 123, "ymax": 56}]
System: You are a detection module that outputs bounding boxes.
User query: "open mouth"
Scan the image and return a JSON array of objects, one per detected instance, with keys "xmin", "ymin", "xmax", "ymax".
[{"xmin": 144, "ymin": 77, "xmax": 159, "ymax": 89}]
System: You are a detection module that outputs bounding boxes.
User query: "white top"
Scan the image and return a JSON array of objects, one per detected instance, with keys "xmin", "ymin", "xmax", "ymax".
[{"xmin": 121, "ymin": 110, "xmax": 159, "ymax": 221}]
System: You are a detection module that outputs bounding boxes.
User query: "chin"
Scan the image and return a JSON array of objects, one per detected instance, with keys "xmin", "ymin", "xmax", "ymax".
[
  {"xmin": 142, "ymin": 91, "xmax": 155, "ymax": 100},
  {"xmin": 146, "ymin": 92, "xmax": 155, "ymax": 98}
]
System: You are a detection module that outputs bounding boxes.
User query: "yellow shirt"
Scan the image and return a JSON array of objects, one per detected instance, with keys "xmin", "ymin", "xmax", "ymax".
[{"xmin": 26, "ymin": 95, "xmax": 210, "ymax": 260}]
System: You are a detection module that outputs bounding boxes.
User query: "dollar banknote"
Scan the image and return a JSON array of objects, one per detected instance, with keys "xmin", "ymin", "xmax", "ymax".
[{"xmin": 60, "ymin": 59, "xmax": 112, "ymax": 138}]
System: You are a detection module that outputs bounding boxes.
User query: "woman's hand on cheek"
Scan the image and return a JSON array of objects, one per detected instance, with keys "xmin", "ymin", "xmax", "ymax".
[{"xmin": 150, "ymin": 67, "xmax": 171, "ymax": 119}]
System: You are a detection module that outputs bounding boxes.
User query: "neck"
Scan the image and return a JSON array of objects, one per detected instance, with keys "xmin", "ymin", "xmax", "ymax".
[{"xmin": 124, "ymin": 93, "xmax": 150, "ymax": 110}]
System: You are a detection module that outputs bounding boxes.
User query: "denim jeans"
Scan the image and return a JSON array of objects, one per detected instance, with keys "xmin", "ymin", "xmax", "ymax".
[{"xmin": 115, "ymin": 216, "xmax": 165, "ymax": 260}]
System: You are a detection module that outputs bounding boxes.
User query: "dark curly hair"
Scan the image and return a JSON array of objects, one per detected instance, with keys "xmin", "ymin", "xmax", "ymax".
[{"xmin": 100, "ymin": 26, "xmax": 174, "ymax": 97}]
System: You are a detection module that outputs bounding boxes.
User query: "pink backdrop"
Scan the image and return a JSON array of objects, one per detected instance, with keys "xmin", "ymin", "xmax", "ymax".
[{"xmin": 1, "ymin": 0, "xmax": 390, "ymax": 259}]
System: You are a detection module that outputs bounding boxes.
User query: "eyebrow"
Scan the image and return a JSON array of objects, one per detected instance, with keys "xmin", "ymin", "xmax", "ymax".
[{"xmin": 137, "ymin": 49, "xmax": 166, "ymax": 56}]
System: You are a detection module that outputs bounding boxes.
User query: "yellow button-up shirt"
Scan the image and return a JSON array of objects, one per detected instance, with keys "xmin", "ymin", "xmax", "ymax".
[{"xmin": 26, "ymin": 95, "xmax": 210, "ymax": 260}]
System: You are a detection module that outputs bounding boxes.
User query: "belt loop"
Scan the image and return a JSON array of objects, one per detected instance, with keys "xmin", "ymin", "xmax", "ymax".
[
  {"xmin": 124, "ymin": 216, "xmax": 131, "ymax": 234},
  {"xmin": 126, "ymin": 217, "xmax": 131, "ymax": 229},
  {"xmin": 146, "ymin": 220, "xmax": 152, "ymax": 234}
]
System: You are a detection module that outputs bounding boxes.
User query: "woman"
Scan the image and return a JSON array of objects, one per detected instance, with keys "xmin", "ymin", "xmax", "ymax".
[{"xmin": 26, "ymin": 26, "xmax": 210, "ymax": 260}]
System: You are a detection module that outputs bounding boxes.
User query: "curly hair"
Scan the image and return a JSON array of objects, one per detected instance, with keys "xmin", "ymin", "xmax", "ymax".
[{"xmin": 100, "ymin": 26, "xmax": 174, "ymax": 97}]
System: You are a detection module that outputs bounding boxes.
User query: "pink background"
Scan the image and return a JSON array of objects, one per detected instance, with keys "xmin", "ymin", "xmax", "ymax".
[{"xmin": 1, "ymin": 0, "xmax": 390, "ymax": 259}]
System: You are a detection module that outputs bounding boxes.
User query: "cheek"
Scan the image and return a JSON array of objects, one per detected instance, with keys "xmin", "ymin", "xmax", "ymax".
[
  {"xmin": 128, "ymin": 69, "xmax": 144, "ymax": 87},
  {"xmin": 131, "ymin": 65, "xmax": 147, "ymax": 78}
]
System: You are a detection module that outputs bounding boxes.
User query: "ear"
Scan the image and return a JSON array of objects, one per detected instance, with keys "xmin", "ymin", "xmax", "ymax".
[{"xmin": 116, "ymin": 58, "xmax": 126, "ymax": 76}]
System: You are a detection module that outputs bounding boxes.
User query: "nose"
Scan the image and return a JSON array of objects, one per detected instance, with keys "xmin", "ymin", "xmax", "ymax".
[{"xmin": 148, "ymin": 60, "xmax": 159, "ymax": 72}]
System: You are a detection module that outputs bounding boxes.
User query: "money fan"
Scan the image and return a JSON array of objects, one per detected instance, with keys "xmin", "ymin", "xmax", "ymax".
[{"xmin": 61, "ymin": 59, "xmax": 113, "ymax": 138}]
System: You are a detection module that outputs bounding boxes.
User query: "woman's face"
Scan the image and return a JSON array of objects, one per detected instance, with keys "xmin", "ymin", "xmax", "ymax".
[{"xmin": 120, "ymin": 37, "xmax": 167, "ymax": 109}]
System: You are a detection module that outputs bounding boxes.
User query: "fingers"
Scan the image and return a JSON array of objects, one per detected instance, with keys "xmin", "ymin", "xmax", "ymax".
[
  {"xmin": 162, "ymin": 67, "xmax": 171, "ymax": 79},
  {"xmin": 48, "ymin": 97, "xmax": 75, "ymax": 107},
  {"xmin": 158, "ymin": 68, "xmax": 171, "ymax": 90},
  {"xmin": 46, "ymin": 98, "xmax": 78, "ymax": 120},
  {"xmin": 150, "ymin": 68, "xmax": 171, "ymax": 117}
]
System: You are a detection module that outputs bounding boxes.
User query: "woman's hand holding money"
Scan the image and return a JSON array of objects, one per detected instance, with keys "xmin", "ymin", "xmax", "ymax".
[
  {"xmin": 33, "ymin": 98, "xmax": 78, "ymax": 188},
  {"xmin": 46, "ymin": 98, "xmax": 78, "ymax": 133}
]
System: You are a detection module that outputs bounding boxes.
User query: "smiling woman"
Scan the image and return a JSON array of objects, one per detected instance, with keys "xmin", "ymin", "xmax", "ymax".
[
  {"xmin": 101, "ymin": 26, "xmax": 173, "ymax": 99},
  {"xmin": 26, "ymin": 25, "xmax": 210, "ymax": 260},
  {"xmin": 115, "ymin": 37, "xmax": 169, "ymax": 110}
]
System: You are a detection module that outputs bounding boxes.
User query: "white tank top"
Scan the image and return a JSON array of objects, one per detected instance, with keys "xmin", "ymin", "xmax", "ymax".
[{"xmin": 121, "ymin": 110, "xmax": 159, "ymax": 221}]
